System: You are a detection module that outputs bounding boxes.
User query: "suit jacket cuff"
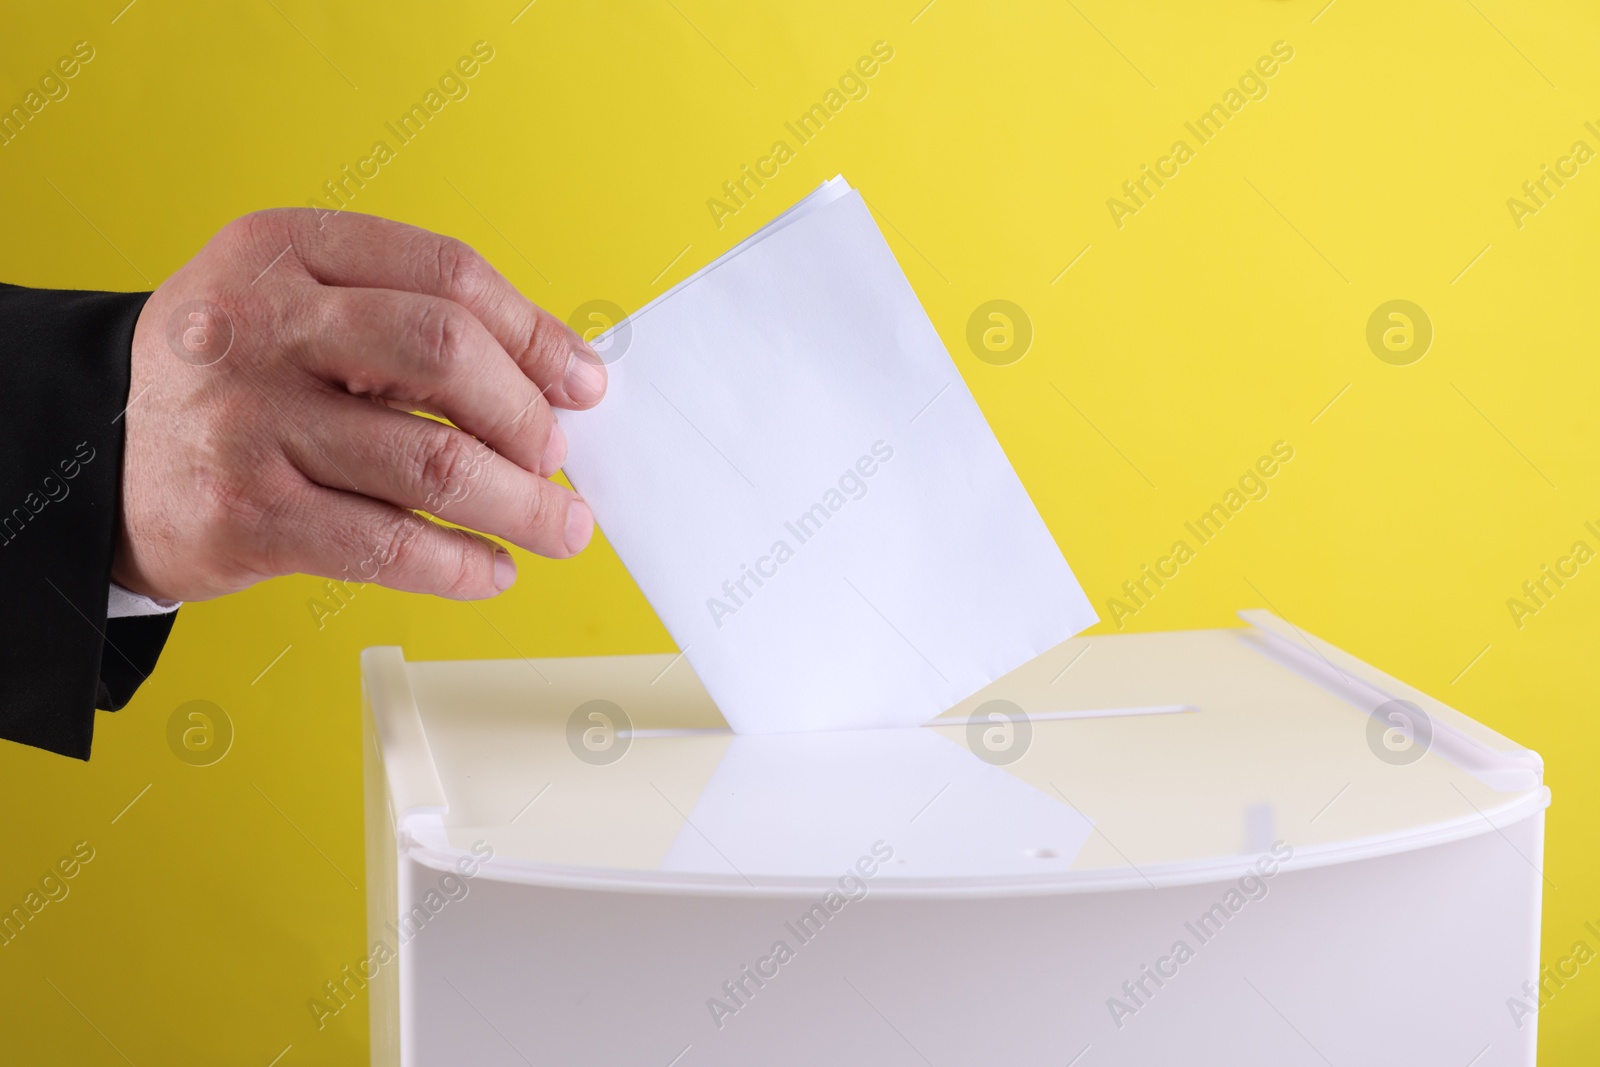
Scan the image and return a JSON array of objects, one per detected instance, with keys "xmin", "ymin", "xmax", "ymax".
[{"xmin": 0, "ymin": 283, "xmax": 172, "ymax": 759}]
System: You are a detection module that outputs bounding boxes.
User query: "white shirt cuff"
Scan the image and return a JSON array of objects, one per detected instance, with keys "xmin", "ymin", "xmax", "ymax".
[{"xmin": 107, "ymin": 582, "xmax": 182, "ymax": 619}]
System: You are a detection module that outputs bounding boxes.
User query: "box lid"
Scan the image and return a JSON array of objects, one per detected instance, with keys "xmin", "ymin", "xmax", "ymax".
[{"xmin": 362, "ymin": 612, "xmax": 1547, "ymax": 898}]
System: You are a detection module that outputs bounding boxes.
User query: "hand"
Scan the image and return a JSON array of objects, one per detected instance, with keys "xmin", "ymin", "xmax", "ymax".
[{"xmin": 114, "ymin": 209, "xmax": 607, "ymax": 603}]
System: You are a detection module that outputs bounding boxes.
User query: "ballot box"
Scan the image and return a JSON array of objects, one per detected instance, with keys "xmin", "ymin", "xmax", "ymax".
[{"xmin": 360, "ymin": 610, "xmax": 1548, "ymax": 1066}]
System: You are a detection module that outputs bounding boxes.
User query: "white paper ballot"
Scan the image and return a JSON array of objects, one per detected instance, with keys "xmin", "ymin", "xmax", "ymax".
[{"xmin": 560, "ymin": 177, "xmax": 1097, "ymax": 734}]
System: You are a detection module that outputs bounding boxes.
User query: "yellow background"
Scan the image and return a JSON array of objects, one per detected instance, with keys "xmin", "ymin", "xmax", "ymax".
[{"xmin": 2, "ymin": 0, "xmax": 1597, "ymax": 1062}]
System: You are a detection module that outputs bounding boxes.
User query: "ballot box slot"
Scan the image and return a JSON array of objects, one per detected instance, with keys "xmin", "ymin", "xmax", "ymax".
[{"xmin": 621, "ymin": 704, "xmax": 1197, "ymax": 739}]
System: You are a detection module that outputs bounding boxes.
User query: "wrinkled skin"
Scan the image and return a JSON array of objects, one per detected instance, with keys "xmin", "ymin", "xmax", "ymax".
[{"xmin": 114, "ymin": 208, "xmax": 606, "ymax": 603}]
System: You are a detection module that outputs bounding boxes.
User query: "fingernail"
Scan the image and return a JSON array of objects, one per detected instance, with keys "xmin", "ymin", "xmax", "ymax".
[
  {"xmin": 540, "ymin": 419, "xmax": 568, "ymax": 477},
  {"xmin": 493, "ymin": 547, "xmax": 517, "ymax": 592},
  {"xmin": 564, "ymin": 498, "xmax": 594, "ymax": 555},
  {"xmin": 563, "ymin": 348, "xmax": 607, "ymax": 406}
]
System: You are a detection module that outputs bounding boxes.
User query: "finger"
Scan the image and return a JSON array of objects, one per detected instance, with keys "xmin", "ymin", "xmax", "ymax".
[
  {"xmin": 265, "ymin": 208, "xmax": 608, "ymax": 409},
  {"xmin": 284, "ymin": 394, "xmax": 594, "ymax": 560},
  {"xmin": 297, "ymin": 287, "xmax": 563, "ymax": 476},
  {"xmin": 284, "ymin": 485, "xmax": 517, "ymax": 600}
]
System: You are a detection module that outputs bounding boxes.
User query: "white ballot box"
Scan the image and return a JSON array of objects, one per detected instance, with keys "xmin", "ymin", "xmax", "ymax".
[{"xmin": 360, "ymin": 611, "xmax": 1548, "ymax": 1066}]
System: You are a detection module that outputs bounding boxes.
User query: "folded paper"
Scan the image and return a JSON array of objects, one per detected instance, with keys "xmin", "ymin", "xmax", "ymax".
[{"xmin": 560, "ymin": 177, "xmax": 1097, "ymax": 734}]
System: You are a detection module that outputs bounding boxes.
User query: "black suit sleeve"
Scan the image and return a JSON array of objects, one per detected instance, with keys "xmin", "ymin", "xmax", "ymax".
[{"xmin": 0, "ymin": 282, "xmax": 177, "ymax": 760}]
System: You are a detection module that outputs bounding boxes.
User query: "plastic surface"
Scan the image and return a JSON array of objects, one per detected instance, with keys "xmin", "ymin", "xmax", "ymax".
[
  {"xmin": 361, "ymin": 617, "xmax": 1549, "ymax": 1067},
  {"xmin": 362, "ymin": 614, "xmax": 1547, "ymax": 897}
]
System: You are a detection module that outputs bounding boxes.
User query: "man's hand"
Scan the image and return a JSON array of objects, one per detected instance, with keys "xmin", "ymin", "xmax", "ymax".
[{"xmin": 114, "ymin": 209, "xmax": 606, "ymax": 603}]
